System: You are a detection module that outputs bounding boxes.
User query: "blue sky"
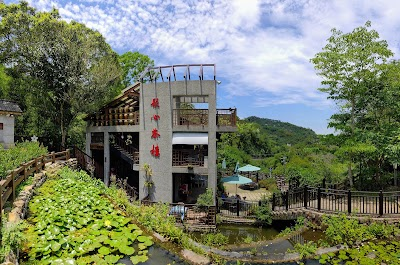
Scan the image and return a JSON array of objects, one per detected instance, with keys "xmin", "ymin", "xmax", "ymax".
[{"xmin": 6, "ymin": 0, "xmax": 400, "ymax": 134}]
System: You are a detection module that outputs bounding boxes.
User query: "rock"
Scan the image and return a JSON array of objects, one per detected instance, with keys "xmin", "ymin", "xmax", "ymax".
[
  {"xmin": 153, "ymin": 232, "xmax": 168, "ymax": 243},
  {"xmin": 8, "ymin": 212, "xmax": 21, "ymax": 223},
  {"xmin": 181, "ymin": 249, "xmax": 210, "ymax": 265},
  {"xmin": 12, "ymin": 200, "xmax": 24, "ymax": 208}
]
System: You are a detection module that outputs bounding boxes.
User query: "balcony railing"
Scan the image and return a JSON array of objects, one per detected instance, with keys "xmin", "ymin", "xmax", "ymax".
[
  {"xmin": 217, "ymin": 108, "xmax": 236, "ymax": 126},
  {"xmin": 90, "ymin": 109, "xmax": 139, "ymax": 126},
  {"xmin": 173, "ymin": 108, "xmax": 236, "ymax": 126},
  {"xmin": 172, "ymin": 149, "xmax": 208, "ymax": 167}
]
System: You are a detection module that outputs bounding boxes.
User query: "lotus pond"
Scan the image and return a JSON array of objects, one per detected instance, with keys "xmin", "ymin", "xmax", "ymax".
[{"xmin": 21, "ymin": 168, "xmax": 156, "ymax": 264}]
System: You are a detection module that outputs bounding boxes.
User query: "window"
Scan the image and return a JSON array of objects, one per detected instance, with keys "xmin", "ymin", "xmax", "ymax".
[{"xmin": 0, "ymin": 123, "xmax": 3, "ymax": 130}]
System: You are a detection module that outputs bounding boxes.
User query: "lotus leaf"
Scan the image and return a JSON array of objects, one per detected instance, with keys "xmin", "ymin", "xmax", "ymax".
[
  {"xmin": 98, "ymin": 246, "xmax": 111, "ymax": 255},
  {"xmin": 119, "ymin": 244, "xmax": 135, "ymax": 255},
  {"xmin": 137, "ymin": 243, "xmax": 147, "ymax": 250},
  {"xmin": 104, "ymin": 255, "xmax": 121, "ymax": 264},
  {"xmin": 130, "ymin": 255, "xmax": 148, "ymax": 264},
  {"xmin": 51, "ymin": 241, "xmax": 61, "ymax": 252}
]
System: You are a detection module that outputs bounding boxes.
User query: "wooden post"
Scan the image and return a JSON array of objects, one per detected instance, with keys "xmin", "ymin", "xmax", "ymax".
[
  {"xmin": 42, "ymin": 155, "xmax": 45, "ymax": 170},
  {"xmin": 52, "ymin": 151, "xmax": 55, "ymax": 163},
  {"xmin": 304, "ymin": 185, "xmax": 308, "ymax": 209},
  {"xmin": 348, "ymin": 190, "xmax": 352, "ymax": 214},
  {"xmin": 35, "ymin": 157, "xmax": 39, "ymax": 173},
  {"xmin": 66, "ymin": 149, "xmax": 70, "ymax": 160},
  {"xmin": 24, "ymin": 164, "xmax": 28, "ymax": 181},
  {"xmin": 317, "ymin": 187, "xmax": 321, "ymax": 211},
  {"xmin": 11, "ymin": 170, "xmax": 15, "ymax": 201},
  {"xmin": 236, "ymin": 199, "xmax": 240, "ymax": 217},
  {"xmin": 379, "ymin": 190, "xmax": 384, "ymax": 216}
]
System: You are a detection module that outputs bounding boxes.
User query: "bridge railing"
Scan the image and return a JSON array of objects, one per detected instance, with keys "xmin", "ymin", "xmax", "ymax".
[{"xmin": 272, "ymin": 186, "xmax": 400, "ymax": 217}]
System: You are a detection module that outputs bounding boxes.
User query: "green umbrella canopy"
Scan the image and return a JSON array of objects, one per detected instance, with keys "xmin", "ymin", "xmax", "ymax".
[
  {"xmin": 238, "ymin": 164, "xmax": 261, "ymax": 172},
  {"xmin": 221, "ymin": 175, "xmax": 253, "ymax": 185}
]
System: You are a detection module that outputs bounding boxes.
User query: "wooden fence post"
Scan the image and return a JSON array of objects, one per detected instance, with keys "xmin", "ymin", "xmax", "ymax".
[
  {"xmin": 11, "ymin": 170, "xmax": 15, "ymax": 201},
  {"xmin": 317, "ymin": 187, "xmax": 321, "ymax": 211},
  {"xmin": 52, "ymin": 152, "xmax": 55, "ymax": 163},
  {"xmin": 304, "ymin": 185, "xmax": 308, "ymax": 209},
  {"xmin": 35, "ymin": 157, "xmax": 39, "ymax": 173},
  {"xmin": 348, "ymin": 190, "xmax": 352, "ymax": 214},
  {"xmin": 41, "ymin": 155, "xmax": 45, "ymax": 170},
  {"xmin": 66, "ymin": 149, "xmax": 70, "ymax": 160},
  {"xmin": 379, "ymin": 190, "xmax": 383, "ymax": 216},
  {"xmin": 24, "ymin": 163, "xmax": 28, "ymax": 181}
]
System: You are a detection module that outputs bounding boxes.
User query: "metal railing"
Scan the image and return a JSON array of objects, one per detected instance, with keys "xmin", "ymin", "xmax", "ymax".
[
  {"xmin": 272, "ymin": 186, "xmax": 400, "ymax": 216},
  {"xmin": 172, "ymin": 148, "xmax": 208, "ymax": 167},
  {"xmin": 217, "ymin": 198, "xmax": 260, "ymax": 218}
]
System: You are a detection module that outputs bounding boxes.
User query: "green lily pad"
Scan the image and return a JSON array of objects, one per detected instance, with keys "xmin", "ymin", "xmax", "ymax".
[
  {"xmin": 119, "ymin": 245, "xmax": 135, "ymax": 255},
  {"xmin": 104, "ymin": 255, "xmax": 121, "ymax": 264},
  {"xmin": 130, "ymin": 255, "xmax": 148, "ymax": 264},
  {"xmin": 51, "ymin": 241, "xmax": 61, "ymax": 252},
  {"xmin": 98, "ymin": 246, "xmax": 111, "ymax": 255}
]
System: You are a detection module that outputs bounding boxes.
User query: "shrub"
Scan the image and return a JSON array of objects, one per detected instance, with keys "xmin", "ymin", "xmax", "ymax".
[
  {"xmin": 196, "ymin": 188, "xmax": 214, "ymax": 206},
  {"xmin": 200, "ymin": 232, "xmax": 228, "ymax": 247},
  {"xmin": 258, "ymin": 178, "xmax": 278, "ymax": 192},
  {"xmin": 255, "ymin": 196, "xmax": 272, "ymax": 225},
  {"xmin": 0, "ymin": 141, "xmax": 47, "ymax": 179}
]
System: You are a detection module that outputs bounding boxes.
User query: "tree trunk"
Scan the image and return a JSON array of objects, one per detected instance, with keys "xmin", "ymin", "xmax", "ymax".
[
  {"xmin": 348, "ymin": 163, "xmax": 353, "ymax": 187},
  {"xmin": 60, "ymin": 103, "xmax": 67, "ymax": 149}
]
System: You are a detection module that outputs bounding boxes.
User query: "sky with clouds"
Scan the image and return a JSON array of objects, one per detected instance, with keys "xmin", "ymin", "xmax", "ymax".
[{"xmin": 5, "ymin": 0, "xmax": 400, "ymax": 134}]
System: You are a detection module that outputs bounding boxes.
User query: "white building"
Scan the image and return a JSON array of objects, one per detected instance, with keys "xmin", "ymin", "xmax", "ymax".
[{"xmin": 0, "ymin": 99, "xmax": 22, "ymax": 149}]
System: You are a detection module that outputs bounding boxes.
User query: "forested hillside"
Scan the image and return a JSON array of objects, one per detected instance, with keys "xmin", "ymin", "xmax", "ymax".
[{"xmin": 244, "ymin": 116, "xmax": 318, "ymax": 147}]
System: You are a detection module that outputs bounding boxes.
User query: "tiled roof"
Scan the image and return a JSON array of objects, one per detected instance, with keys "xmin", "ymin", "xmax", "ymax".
[{"xmin": 0, "ymin": 99, "xmax": 22, "ymax": 113}]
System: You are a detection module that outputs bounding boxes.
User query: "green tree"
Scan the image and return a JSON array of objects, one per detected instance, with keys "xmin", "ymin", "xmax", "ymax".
[
  {"xmin": 118, "ymin": 51, "xmax": 154, "ymax": 87},
  {"xmin": 0, "ymin": 2, "xmax": 122, "ymax": 147},
  {"xmin": 311, "ymin": 21, "xmax": 393, "ymax": 187}
]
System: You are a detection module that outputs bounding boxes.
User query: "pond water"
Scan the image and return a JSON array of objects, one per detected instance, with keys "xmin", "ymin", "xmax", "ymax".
[
  {"xmin": 190, "ymin": 220, "xmax": 295, "ymax": 244},
  {"xmin": 119, "ymin": 245, "xmax": 189, "ymax": 265}
]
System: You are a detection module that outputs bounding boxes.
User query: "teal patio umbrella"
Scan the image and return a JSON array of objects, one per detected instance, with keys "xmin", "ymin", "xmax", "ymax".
[
  {"xmin": 238, "ymin": 164, "xmax": 261, "ymax": 182},
  {"xmin": 221, "ymin": 174, "xmax": 252, "ymax": 194},
  {"xmin": 238, "ymin": 164, "xmax": 261, "ymax": 172}
]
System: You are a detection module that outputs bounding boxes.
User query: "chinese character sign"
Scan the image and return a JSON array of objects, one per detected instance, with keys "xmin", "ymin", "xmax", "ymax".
[{"xmin": 150, "ymin": 145, "xmax": 160, "ymax": 157}]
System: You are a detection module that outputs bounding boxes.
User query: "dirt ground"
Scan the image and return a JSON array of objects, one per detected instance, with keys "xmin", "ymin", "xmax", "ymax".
[{"xmin": 223, "ymin": 183, "xmax": 271, "ymax": 201}]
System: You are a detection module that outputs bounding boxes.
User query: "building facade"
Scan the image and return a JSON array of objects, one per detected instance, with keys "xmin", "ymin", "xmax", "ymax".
[
  {"xmin": 85, "ymin": 64, "xmax": 236, "ymax": 202},
  {"xmin": 0, "ymin": 100, "xmax": 22, "ymax": 149}
]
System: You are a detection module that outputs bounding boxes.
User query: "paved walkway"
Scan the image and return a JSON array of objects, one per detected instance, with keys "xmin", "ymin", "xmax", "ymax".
[{"xmin": 223, "ymin": 183, "xmax": 271, "ymax": 201}]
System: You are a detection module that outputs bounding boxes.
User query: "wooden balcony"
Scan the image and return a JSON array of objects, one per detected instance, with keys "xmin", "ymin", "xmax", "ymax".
[
  {"xmin": 173, "ymin": 108, "xmax": 236, "ymax": 126},
  {"xmin": 172, "ymin": 148, "xmax": 208, "ymax": 167},
  {"xmin": 89, "ymin": 109, "xmax": 139, "ymax": 126}
]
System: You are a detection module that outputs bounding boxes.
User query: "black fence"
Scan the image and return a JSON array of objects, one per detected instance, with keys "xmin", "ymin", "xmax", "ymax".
[
  {"xmin": 217, "ymin": 198, "xmax": 261, "ymax": 218},
  {"xmin": 272, "ymin": 186, "xmax": 400, "ymax": 216}
]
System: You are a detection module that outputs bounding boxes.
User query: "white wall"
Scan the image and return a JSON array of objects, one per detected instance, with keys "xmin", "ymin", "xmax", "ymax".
[{"xmin": 0, "ymin": 115, "xmax": 15, "ymax": 149}]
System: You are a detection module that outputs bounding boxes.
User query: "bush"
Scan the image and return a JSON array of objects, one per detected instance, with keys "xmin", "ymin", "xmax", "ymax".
[
  {"xmin": 200, "ymin": 232, "xmax": 228, "ymax": 247},
  {"xmin": 255, "ymin": 196, "xmax": 272, "ymax": 225},
  {"xmin": 0, "ymin": 141, "xmax": 47, "ymax": 179},
  {"xmin": 196, "ymin": 188, "xmax": 214, "ymax": 206},
  {"xmin": 258, "ymin": 178, "xmax": 278, "ymax": 192}
]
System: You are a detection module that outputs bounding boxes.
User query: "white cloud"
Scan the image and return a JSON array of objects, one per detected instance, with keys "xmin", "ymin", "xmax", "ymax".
[{"xmin": 7, "ymin": 0, "xmax": 400, "ymax": 114}]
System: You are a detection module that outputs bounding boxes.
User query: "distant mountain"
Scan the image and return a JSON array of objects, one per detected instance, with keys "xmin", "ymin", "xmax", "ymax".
[{"xmin": 244, "ymin": 116, "xmax": 318, "ymax": 147}]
